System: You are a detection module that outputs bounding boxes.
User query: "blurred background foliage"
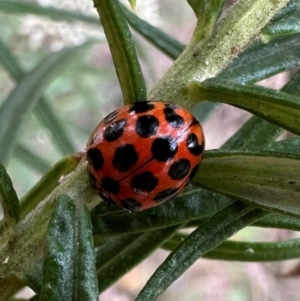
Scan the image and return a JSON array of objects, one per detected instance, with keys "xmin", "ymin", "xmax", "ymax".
[{"xmin": 1, "ymin": 0, "xmax": 300, "ymax": 300}]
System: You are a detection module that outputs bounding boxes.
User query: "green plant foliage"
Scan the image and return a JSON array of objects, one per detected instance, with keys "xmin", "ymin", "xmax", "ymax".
[
  {"xmin": 40, "ymin": 194, "xmax": 98, "ymax": 301},
  {"xmin": 196, "ymin": 149, "xmax": 300, "ymax": 216},
  {"xmin": 188, "ymin": 79, "xmax": 300, "ymax": 135},
  {"xmin": 0, "ymin": 39, "xmax": 76, "ymax": 158},
  {"xmin": 93, "ymin": 0, "xmax": 146, "ymax": 104},
  {"xmin": 164, "ymin": 233, "xmax": 300, "ymax": 261},
  {"xmin": 0, "ymin": 0, "xmax": 300, "ymax": 300},
  {"xmin": 0, "ymin": 43, "xmax": 93, "ymax": 165},
  {"xmin": 92, "ymin": 186, "xmax": 232, "ymax": 236},
  {"xmin": 136, "ymin": 204, "xmax": 269, "ymax": 301},
  {"xmin": 96, "ymin": 225, "xmax": 179, "ymax": 293},
  {"xmin": 262, "ymin": 0, "xmax": 300, "ymax": 40},
  {"xmin": 0, "ymin": 163, "xmax": 19, "ymax": 230}
]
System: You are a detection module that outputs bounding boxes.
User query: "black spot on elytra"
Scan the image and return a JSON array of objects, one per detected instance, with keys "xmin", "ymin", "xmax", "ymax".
[
  {"xmin": 129, "ymin": 101, "xmax": 155, "ymax": 113},
  {"xmin": 168, "ymin": 159, "xmax": 191, "ymax": 180},
  {"xmin": 87, "ymin": 148, "xmax": 104, "ymax": 171},
  {"xmin": 164, "ymin": 105, "xmax": 185, "ymax": 128},
  {"xmin": 187, "ymin": 164, "xmax": 200, "ymax": 183},
  {"xmin": 102, "ymin": 177, "xmax": 120, "ymax": 195},
  {"xmin": 153, "ymin": 187, "xmax": 179, "ymax": 202},
  {"xmin": 121, "ymin": 198, "xmax": 141, "ymax": 212},
  {"xmin": 186, "ymin": 133, "xmax": 204, "ymax": 156},
  {"xmin": 112, "ymin": 144, "xmax": 139, "ymax": 172},
  {"xmin": 136, "ymin": 115, "xmax": 159, "ymax": 138},
  {"xmin": 151, "ymin": 136, "xmax": 178, "ymax": 162},
  {"xmin": 103, "ymin": 110, "xmax": 119, "ymax": 125},
  {"xmin": 104, "ymin": 119, "xmax": 126, "ymax": 142},
  {"xmin": 130, "ymin": 171, "xmax": 158, "ymax": 193}
]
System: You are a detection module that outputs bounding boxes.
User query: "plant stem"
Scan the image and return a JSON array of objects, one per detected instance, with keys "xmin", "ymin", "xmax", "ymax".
[
  {"xmin": 149, "ymin": 0, "xmax": 291, "ymax": 106},
  {"xmin": 0, "ymin": 161, "xmax": 100, "ymax": 300}
]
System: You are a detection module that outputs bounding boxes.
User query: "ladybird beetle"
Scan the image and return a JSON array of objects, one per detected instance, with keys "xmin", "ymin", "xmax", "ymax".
[{"xmin": 85, "ymin": 101, "xmax": 205, "ymax": 212}]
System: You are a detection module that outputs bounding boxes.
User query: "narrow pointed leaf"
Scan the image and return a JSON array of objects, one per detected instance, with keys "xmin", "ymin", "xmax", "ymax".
[
  {"xmin": 254, "ymin": 213, "xmax": 300, "ymax": 231},
  {"xmin": 14, "ymin": 144, "xmax": 51, "ymax": 174},
  {"xmin": 0, "ymin": 38, "xmax": 23, "ymax": 79},
  {"xmin": 219, "ymin": 35, "xmax": 300, "ymax": 84},
  {"xmin": 77, "ymin": 205, "xmax": 99, "ymax": 301},
  {"xmin": 34, "ymin": 100, "xmax": 75, "ymax": 155},
  {"xmin": 165, "ymin": 234, "xmax": 300, "ymax": 261},
  {"xmin": 92, "ymin": 186, "xmax": 232, "ymax": 236},
  {"xmin": 0, "ymin": 44, "xmax": 88, "ymax": 165},
  {"xmin": 121, "ymin": 5, "xmax": 185, "ymax": 59},
  {"xmin": 97, "ymin": 225, "xmax": 179, "ymax": 293},
  {"xmin": 195, "ymin": 150, "xmax": 300, "ymax": 217},
  {"xmin": 0, "ymin": 163, "xmax": 19, "ymax": 229},
  {"xmin": 95, "ymin": 234, "xmax": 140, "ymax": 265},
  {"xmin": 222, "ymin": 117, "xmax": 281, "ymax": 149},
  {"xmin": 41, "ymin": 195, "xmax": 99, "ymax": 301},
  {"xmin": 205, "ymin": 239, "xmax": 300, "ymax": 261},
  {"xmin": 186, "ymin": 212, "xmax": 300, "ymax": 232},
  {"xmin": 191, "ymin": 0, "xmax": 225, "ymax": 41},
  {"xmin": 40, "ymin": 195, "xmax": 76, "ymax": 301},
  {"xmin": 189, "ymin": 79, "xmax": 300, "ymax": 136},
  {"xmin": 263, "ymin": 136, "xmax": 300, "ymax": 156},
  {"xmin": 0, "ymin": 0, "xmax": 100, "ymax": 25},
  {"xmin": 93, "ymin": 0, "xmax": 146, "ymax": 104},
  {"xmin": 20, "ymin": 155, "xmax": 80, "ymax": 220},
  {"xmin": 191, "ymin": 102, "xmax": 220, "ymax": 123},
  {"xmin": 261, "ymin": 0, "xmax": 300, "ymax": 40},
  {"xmin": 136, "ymin": 204, "xmax": 268, "ymax": 301},
  {"xmin": 0, "ymin": 39, "xmax": 75, "ymax": 155},
  {"xmin": 222, "ymin": 68, "xmax": 300, "ymax": 149}
]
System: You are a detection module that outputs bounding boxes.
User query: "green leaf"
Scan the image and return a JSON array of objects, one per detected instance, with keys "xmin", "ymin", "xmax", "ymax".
[
  {"xmin": 205, "ymin": 239, "xmax": 300, "ymax": 261},
  {"xmin": 187, "ymin": 79, "xmax": 300, "ymax": 136},
  {"xmin": 97, "ymin": 225, "xmax": 179, "ymax": 293},
  {"xmin": 92, "ymin": 186, "xmax": 232, "ymax": 236},
  {"xmin": 0, "ymin": 44, "xmax": 89, "ymax": 165},
  {"xmin": 261, "ymin": 0, "xmax": 300, "ymax": 41},
  {"xmin": 33, "ymin": 99, "xmax": 75, "ymax": 155},
  {"xmin": 127, "ymin": 0, "xmax": 136, "ymax": 11},
  {"xmin": 135, "ymin": 203, "xmax": 268, "ymax": 301},
  {"xmin": 263, "ymin": 136, "xmax": 300, "ymax": 156},
  {"xmin": 0, "ymin": 163, "xmax": 19, "ymax": 229},
  {"xmin": 191, "ymin": 102, "xmax": 219, "ymax": 123},
  {"xmin": 164, "ymin": 233, "xmax": 300, "ymax": 261},
  {"xmin": 40, "ymin": 195, "xmax": 76, "ymax": 301},
  {"xmin": 14, "ymin": 144, "xmax": 51, "ymax": 174},
  {"xmin": 222, "ymin": 117, "xmax": 281, "ymax": 150},
  {"xmin": 187, "ymin": 0, "xmax": 224, "ymax": 18},
  {"xmin": 41, "ymin": 195, "xmax": 99, "ymax": 301},
  {"xmin": 219, "ymin": 35, "xmax": 300, "ymax": 84},
  {"xmin": 121, "ymin": 5, "xmax": 185, "ymax": 59},
  {"xmin": 0, "ymin": 38, "xmax": 75, "ymax": 156},
  {"xmin": 254, "ymin": 213, "xmax": 300, "ymax": 231},
  {"xmin": 77, "ymin": 205, "xmax": 99, "ymax": 300},
  {"xmin": 0, "ymin": 0, "xmax": 100, "ymax": 25},
  {"xmin": 222, "ymin": 68, "xmax": 300, "ymax": 149},
  {"xmin": 195, "ymin": 150, "xmax": 300, "ymax": 217},
  {"xmin": 20, "ymin": 155, "xmax": 80, "ymax": 220},
  {"xmin": 190, "ymin": 0, "xmax": 225, "ymax": 42},
  {"xmin": 186, "ymin": 212, "xmax": 300, "ymax": 232},
  {"xmin": 93, "ymin": 0, "xmax": 146, "ymax": 104}
]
